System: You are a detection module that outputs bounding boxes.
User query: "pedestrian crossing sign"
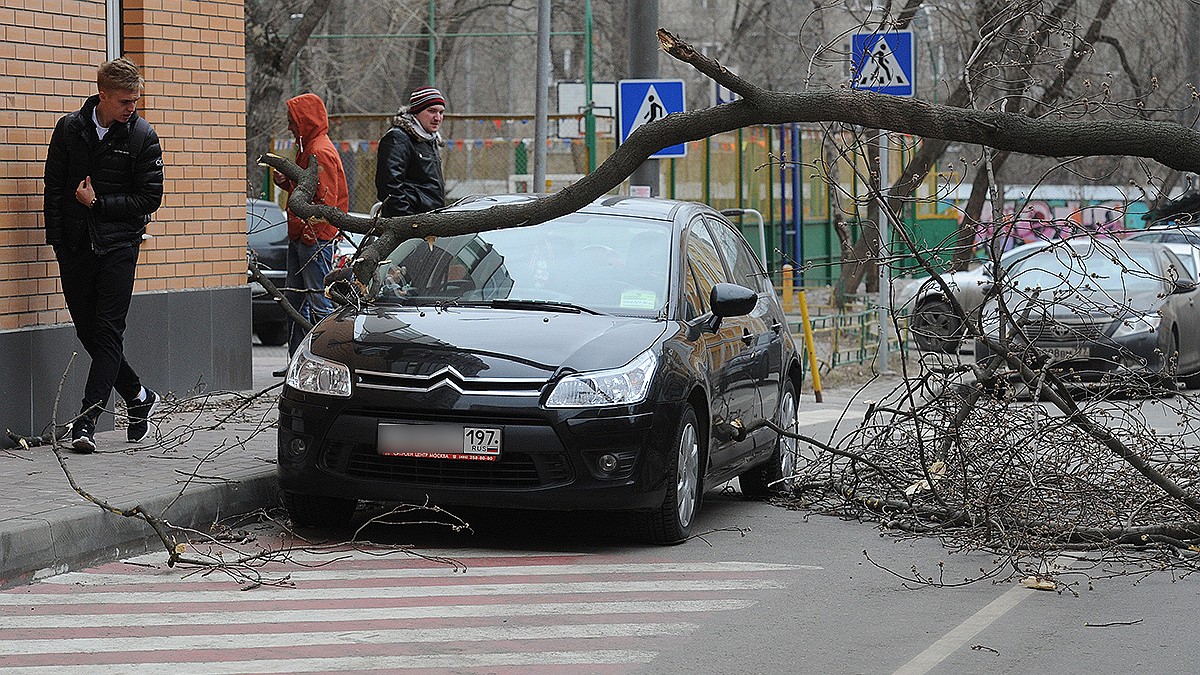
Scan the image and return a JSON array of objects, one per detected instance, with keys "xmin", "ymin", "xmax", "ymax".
[
  {"xmin": 618, "ymin": 79, "xmax": 687, "ymax": 158},
  {"xmin": 850, "ymin": 31, "xmax": 915, "ymax": 97}
]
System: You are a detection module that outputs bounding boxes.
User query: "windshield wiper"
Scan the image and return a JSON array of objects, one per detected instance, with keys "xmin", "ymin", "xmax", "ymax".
[{"xmin": 479, "ymin": 298, "xmax": 606, "ymax": 315}]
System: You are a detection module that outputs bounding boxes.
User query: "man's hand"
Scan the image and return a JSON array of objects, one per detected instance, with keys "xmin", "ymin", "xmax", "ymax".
[{"xmin": 75, "ymin": 176, "xmax": 96, "ymax": 207}]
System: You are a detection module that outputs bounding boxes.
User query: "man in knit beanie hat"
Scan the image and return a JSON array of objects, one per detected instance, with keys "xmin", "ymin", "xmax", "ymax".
[{"xmin": 375, "ymin": 87, "xmax": 447, "ymax": 218}]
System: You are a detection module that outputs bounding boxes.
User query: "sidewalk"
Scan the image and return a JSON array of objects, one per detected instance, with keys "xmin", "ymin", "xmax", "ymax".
[
  {"xmin": 0, "ymin": 342, "xmax": 901, "ymax": 589},
  {"xmin": 0, "ymin": 344, "xmax": 289, "ymax": 589}
]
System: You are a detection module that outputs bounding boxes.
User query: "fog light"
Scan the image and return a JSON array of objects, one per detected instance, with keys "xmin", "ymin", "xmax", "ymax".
[
  {"xmin": 598, "ymin": 453, "xmax": 619, "ymax": 473},
  {"xmin": 284, "ymin": 437, "xmax": 308, "ymax": 462}
]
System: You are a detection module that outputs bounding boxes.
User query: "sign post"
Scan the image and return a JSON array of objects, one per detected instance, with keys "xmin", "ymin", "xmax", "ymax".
[
  {"xmin": 850, "ymin": 31, "xmax": 916, "ymax": 372},
  {"xmin": 618, "ymin": 79, "xmax": 687, "ymax": 160}
]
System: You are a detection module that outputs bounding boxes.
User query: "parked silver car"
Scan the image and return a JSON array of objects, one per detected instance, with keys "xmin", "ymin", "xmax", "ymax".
[{"xmin": 896, "ymin": 241, "xmax": 1052, "ymax": 352}]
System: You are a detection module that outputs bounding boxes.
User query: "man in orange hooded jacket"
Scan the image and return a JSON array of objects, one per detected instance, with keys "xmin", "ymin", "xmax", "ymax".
[{"xmin": 272, "ymin": 93, "xmax": 349, "ymax": 359}]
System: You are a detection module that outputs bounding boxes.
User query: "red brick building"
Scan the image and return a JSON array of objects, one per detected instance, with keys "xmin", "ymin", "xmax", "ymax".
[{"xmin": 0, "ymin": 0, "xmax": 249, "ymax": 442}]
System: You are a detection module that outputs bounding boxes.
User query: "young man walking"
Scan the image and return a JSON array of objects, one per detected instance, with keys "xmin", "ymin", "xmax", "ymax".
[{"xmin": 43, "ymin": 57, "xmax": 164, "ymax": 453}]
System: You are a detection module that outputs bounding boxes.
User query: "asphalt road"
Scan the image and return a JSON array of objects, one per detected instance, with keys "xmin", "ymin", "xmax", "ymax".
[{"xmin": 2, "ymin": 482, "xmax": 1194, "ymax": 673}]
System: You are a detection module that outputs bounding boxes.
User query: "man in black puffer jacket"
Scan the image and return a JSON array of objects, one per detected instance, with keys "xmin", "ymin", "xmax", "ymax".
[
  {"xmin": 375, "ymin": 86, "xmax": 447, "ymax": 217},
  {"xmin": 43, "ymin": 57, "xmax": 164, "ymax": 454}
]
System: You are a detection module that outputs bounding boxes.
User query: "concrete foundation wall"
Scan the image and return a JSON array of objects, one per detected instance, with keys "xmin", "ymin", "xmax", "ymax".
[{"xmin": 0, "ymin": 285, "xmax": 251, "ymax": 447}]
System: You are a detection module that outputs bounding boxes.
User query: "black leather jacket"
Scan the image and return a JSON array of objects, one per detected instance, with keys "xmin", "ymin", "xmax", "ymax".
[
  {"xmin": 375, "ymin": 117, "xmax": 444, "ymax": 218},
  {"xmin": 43, "ymin": 95, "xmax": 164, "ymax": 253}
]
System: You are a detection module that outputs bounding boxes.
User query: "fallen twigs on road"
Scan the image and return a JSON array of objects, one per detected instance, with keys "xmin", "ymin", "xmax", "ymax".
[{"xmin": 774, "ymin": 361, "xmax": 1200, "ymax": 583}]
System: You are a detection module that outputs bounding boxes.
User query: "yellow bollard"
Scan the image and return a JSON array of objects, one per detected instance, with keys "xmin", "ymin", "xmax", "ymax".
[
  {"xmin": 797, "ymin": 289, "xmax": 823, "ymax": 403},
  {"xmin": 782, "ymin": 264, "xmax": 794, "ymax": 313}
]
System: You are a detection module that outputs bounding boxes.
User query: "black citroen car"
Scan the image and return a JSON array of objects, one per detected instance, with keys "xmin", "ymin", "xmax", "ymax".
[{"xmin": 277, "ymin": 195, "xmax": 803, "ymax": 543}]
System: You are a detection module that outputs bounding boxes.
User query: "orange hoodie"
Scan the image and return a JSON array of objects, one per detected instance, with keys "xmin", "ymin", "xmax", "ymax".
[{"xmin": 278, "ymin": 93, "xmax": 349, "ymax": 244}]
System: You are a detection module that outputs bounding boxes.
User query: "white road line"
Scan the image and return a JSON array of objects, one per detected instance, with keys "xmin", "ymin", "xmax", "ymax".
[
  {"xmin": 44, "ymin": 561, "xmax": 821, "ymax": 586},
  {"xmin": 0, "ymin": 650, "xmax": 658, "ymax": 675},
  {"xmin": 0, "ymin": 598, "xmax": 755, "ymax": 630},
  {"xmin": 0, "ymin": 578, "xmax": 783, "ymax": 606},
  {"xmin": 891, "ymin": 584, "xmax": 1033, "ymax": 675},
  {"xmin": 0, "ymin": 621, "xmax": 696, "ymax": 656}
]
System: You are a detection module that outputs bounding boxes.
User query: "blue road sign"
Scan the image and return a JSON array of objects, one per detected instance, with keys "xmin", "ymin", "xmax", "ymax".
[
  {"xmin": 618, "ymin": 79, "xmax": 686, "ymax": 158},
  {"xmin": 850, "ymin": 31, "xmax": 915, "ymax": 97}
]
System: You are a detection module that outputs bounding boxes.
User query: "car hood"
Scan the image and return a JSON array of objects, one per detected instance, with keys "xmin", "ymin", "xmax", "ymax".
[{"xmin": 311, "ymin": 306, "xmax": 669, "ymax": 379}]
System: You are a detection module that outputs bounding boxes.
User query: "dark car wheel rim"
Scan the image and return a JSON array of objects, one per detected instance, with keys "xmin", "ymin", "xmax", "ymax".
[
  {"xmin": 676, "ymin": 421, "xmax": 700, "ymax": 529},
  {"xmin": 778, "ymin": 388, "xmax": 797, "ymax": 489},
  {"xmin": 914, "ymin": 300, "xmax": 961, "ymax": 346}
]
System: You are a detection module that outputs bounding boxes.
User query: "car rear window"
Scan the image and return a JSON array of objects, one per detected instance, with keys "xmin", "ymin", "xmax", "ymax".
[{"xmin": 247, "ymin": 200, "xmax": 288, "ymax": 248}]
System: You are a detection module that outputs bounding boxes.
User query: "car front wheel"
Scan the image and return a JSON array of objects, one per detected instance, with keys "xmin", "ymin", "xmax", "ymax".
[
  {"xmin": 635, "ymin": 405, "xmax": 701, "ymax": 545},
  {"xmin": 912, "ymin": 299, "xmax": 963, "ymax": 353},
  {"xmin": 281, "ymin": 491, "xmax": 357, "ymax": 529},
  {"xmin": 255, "ymin": 321, "xmax": 289, "ymax": 346}
]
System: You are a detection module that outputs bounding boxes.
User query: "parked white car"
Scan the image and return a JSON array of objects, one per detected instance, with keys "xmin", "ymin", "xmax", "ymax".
[{"xmin": 1125, "ymin": 226, "xmax": 1200, "ymax": 278}]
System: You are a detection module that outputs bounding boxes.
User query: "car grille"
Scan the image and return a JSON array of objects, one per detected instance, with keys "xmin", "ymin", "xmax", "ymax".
[
  {"xmin": 356, "ymin": 366, "xmax": 545, "ymax": 397},
  {"xmin": 322, "ymin": 442, "xmax": 574, "ymax": 488},
  {"xmin": 1019, "ymin": 319, "xmax": 1108, "ymax": 343}
]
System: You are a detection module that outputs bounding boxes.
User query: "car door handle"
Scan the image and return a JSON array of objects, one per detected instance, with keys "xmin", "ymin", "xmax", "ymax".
[
  {"xmin": 771, "ymin": 322, "xmax": 782, "ymax": 334},
  {"xmin": 742, "ymin": 329, "xmax": 754, "ymax": 346}
]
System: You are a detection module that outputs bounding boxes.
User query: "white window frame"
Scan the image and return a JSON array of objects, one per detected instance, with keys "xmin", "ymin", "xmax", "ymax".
[{"xmin": 106, "ymin": 0, "xmax": 121, "ymax": 59}]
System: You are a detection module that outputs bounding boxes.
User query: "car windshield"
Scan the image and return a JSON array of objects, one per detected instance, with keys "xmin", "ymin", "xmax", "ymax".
[
  {"xmin": 369, "ymin": 213, "xmax": 673, "ymax": 315},
  {"xmin": 1009, "ymin": 246, "xmax": 1164, "ymax": 294}
]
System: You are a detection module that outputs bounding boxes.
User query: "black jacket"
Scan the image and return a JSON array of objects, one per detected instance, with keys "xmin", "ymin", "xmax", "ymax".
[
  {"xmin": 43, "ymin": 95, "xmax": 164, "ymax": 254},
  {"xmin": 375, "ymin": 117, "xmax": 444, "ymax": 218}
]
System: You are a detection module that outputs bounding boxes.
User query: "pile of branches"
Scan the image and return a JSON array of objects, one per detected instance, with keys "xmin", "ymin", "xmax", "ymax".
[{"xmin": 783, "ymin": 357, "xmax": 1200, "ymax": 579}]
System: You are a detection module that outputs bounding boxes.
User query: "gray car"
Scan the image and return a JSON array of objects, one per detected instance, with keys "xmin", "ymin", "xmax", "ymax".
[{"xmin": 974, "ymin": 240, "xmax": 1200, "ymax": 390}]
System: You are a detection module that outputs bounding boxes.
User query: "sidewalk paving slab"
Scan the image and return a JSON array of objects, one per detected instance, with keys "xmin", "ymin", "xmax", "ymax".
[{"xmin": 0, "ymin": 345, "xmax": 287, "ymax": 589}]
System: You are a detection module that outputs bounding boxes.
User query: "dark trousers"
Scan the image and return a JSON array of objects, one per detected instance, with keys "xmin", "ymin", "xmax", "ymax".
[{"xmin": 55, "ymin": 243, "xmax": 143, "ymax": 419}]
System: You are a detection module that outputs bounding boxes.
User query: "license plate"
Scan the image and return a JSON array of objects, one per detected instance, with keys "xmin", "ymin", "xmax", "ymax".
[
  {"xmin": 1042, "ymin": 345, "xmax": 1088, "ymax": 362},
  {"xmin": 377, "ymin": 423, "xmax": 502, "ymax": 461}
]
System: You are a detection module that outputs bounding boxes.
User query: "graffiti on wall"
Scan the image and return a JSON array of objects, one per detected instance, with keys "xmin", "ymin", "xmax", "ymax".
[{"xmin": 967, "ymin": 195, "xmax": 1149, "ymax": 252}]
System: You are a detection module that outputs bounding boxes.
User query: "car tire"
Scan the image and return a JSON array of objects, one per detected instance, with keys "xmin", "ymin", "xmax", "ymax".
[
  {"xmin": 256, "ymin": 321, "xmax": 289, "ymax": 346},
  {"xmin": 739, "ymin": 380, "xmax": 798, "ymax": 497},
  {"xmin": 281, "ymin": 491, "xmax": 357, "ymax": 529},
  {"xmin": 911, "ymin": 299, "xmax": 962, "ymax": 353},
  {"xmin": 1159, "ymin": 330, "xmax": 1183, "ymax": 395},
  {"xmin": 1181, "ymin": 373, "xmax": 1200, "ymax": 390},
  {"xmin": 635, "ymin": 405, "xmax": 701, "ymax": 545}
]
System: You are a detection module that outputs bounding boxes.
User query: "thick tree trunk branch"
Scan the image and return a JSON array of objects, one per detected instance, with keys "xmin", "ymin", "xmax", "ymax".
[{"xmin": 262, "ymin": 29, "xmax": 1200, "ymax": 290}]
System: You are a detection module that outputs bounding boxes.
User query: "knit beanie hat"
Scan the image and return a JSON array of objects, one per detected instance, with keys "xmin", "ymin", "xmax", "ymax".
[{"xmin": 409, "ymin": 87, "xmax": 446, "ymax": 115}]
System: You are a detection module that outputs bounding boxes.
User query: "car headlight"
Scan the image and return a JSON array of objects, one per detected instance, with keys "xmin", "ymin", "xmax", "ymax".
[
  {"xmin": 286, "ymin": 334, "xmax": 352, "ymax": 397},
  {"xmin": 545, "ymin": 351, "xmax": 657, "ymax": 408},
  {"xmin": 1111, "ymin": 313, "xmax": 1161, "ymax": 338}
]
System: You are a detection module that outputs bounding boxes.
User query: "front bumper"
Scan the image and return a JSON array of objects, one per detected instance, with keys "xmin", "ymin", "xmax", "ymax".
[
  {"xmin": 277, "ymin": 393, "xmax": 683, "ymax": 512},
  {"xmin": 975, "ymin": 331, "xmax": 1167, "ymax": 384},
  {"xmin": 250, "ymin": 271, "xmax": 288, "ymax": 326}
]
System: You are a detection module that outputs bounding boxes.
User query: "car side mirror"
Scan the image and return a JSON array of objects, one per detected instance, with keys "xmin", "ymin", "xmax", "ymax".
[
  {"xmin": 1172, "ymin": 279, "xmax": 1197, "ymax": 295},
  {"xmin": 710, "ymin": 283, "xmax": 757, "ymax": 318}
]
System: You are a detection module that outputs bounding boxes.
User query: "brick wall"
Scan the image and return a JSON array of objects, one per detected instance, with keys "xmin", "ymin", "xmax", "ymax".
[{"xmin": 0, "ymin": 0, "xmax": 246, "ymax": 331}]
